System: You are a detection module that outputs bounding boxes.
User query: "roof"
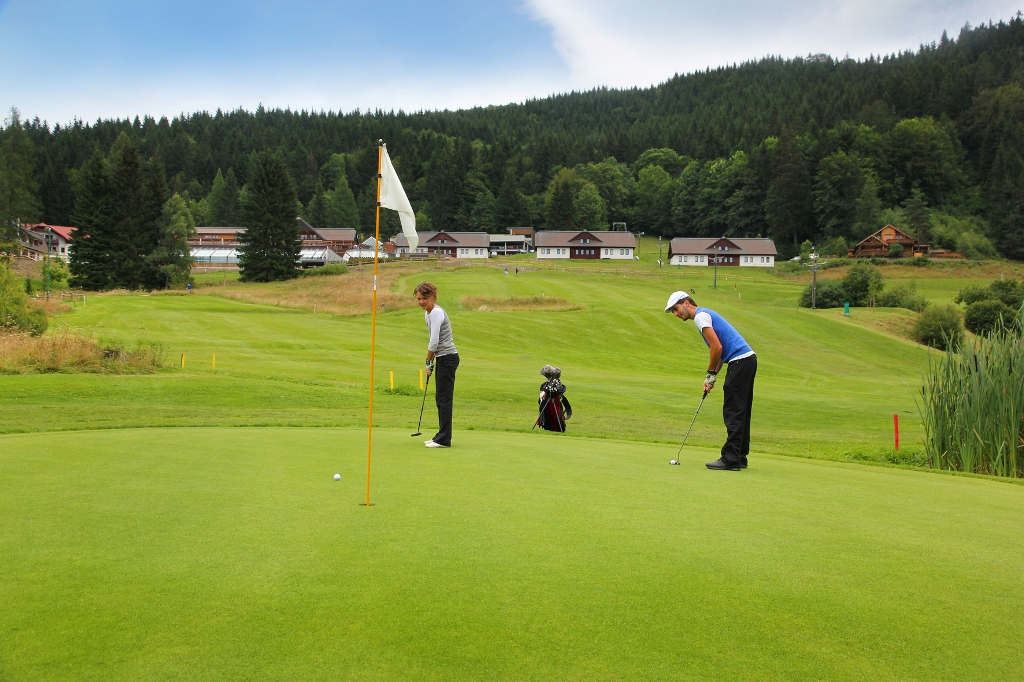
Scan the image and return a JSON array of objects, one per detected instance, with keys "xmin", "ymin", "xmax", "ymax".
[
  {"xmin": 668, "ymin": 237, "xmax": 777, "ymax": 256},
  {"xmin": 26, "ymin": 224, "xmax": 76, "ymax": 241},
  {"xmin": 393, "ymin": 231, "xmax": 491, "ymax": 248},
  {"xmin": 489, "ymin": 235, "xmax": 531, "ymax": 244},
  {"xmin": 195, "ymin": 227, "xmax": 246, "ymax": 235},
  {"xmin": 312, "ymin": 228, "xmax": 357, "ymax": 241},
  {"xmin": 534, "ymin": 231, "xmax": 637, "ymax": 248},
  {"xmin": 855, "ymin": 225, "xmax": 916, "ymax": 246}
]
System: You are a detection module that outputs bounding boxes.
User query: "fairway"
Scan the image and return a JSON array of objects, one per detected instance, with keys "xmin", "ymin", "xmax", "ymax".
[{"xmin": 2, "ymin": 427, "xmax": 1023, "ymax": 680}]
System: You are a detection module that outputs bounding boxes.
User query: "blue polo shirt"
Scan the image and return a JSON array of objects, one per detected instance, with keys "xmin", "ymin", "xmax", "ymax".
[{"xmin": 694, "ymin": 307, "xmax": 754, "ymax": 363}]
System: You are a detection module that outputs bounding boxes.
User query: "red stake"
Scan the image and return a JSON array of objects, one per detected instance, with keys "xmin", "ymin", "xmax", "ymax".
[{"xmin": 894, "ymin": 414, "xmax": 900, "ymax": 450}]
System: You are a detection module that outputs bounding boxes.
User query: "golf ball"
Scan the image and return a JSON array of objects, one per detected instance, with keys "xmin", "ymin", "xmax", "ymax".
[
  {"xmin": 670, "ymin": 460, "xmax": 678, "ymax": 465},
  {"xmin": 334, "ymin": 474, "xmax": 341, "ymax": 480}
]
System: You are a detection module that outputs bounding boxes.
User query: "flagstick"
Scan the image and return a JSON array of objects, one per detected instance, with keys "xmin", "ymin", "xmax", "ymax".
[{"xmin": 365, "ymin": 140, "xmax": 383, "ymax": 507}]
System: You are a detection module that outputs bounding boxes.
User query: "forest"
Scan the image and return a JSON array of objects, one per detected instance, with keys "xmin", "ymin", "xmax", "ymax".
[{"xmin": 3, "ymin": 14, "xmax": 1024, "ymax": 271}]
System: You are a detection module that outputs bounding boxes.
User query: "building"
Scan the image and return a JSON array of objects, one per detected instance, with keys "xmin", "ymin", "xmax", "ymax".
[
  {"xmin": 191, "ymin": 227, "xmax": 246, "ymax": 246},
  {"xmin": 849, "ymin": 225, "xmax": 929, "ymax": 258},
  {"xmin": 18, "ymin": 224, "xmax": 75, "ymax": 261},
  {"xmin": 667, "ymin": 237, "xmax": 777, "ymax": 267},
  {"xmin": 342, "ymin": 237, "xmax": 391, "ymax": 262},
  {"xmin": 392, "ymin": 231, "xmax": 491, "ymax": 258},
  {"xmin": 190, "ymin": 219, "xmax": 356, "ymax": 251},
  {"xmin": 295, "ymin": 218, "xmax": 358, "ymax": 254},
  {"xmin": 189, "ymin": 246, "xmax": 344, "ymax": 267},
  {"xmin": 489, "ymin": 234, "xmax": 532, "ymax": 256},
  {"xmin": 534, "ymin": 230, "xmax": 636, "ymax": 260}
]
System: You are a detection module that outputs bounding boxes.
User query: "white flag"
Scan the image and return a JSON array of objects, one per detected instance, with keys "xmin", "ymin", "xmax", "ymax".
[{"xmin": 378, "ymin": 144, "xmax": 418, "ymax": 253}]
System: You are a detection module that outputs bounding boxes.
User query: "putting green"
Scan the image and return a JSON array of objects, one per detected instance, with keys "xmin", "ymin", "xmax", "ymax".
[{"xmin": 2, "ymin": 427, "xmax": 1022, "ymax": 680}]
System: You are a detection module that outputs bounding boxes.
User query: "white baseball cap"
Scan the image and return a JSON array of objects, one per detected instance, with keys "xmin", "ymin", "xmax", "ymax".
[{"xmin": 664, "ymin": 291, "xmax": 691, "ymax": 312}]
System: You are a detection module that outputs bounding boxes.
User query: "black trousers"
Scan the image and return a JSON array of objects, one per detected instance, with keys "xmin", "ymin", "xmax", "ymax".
[
  {"xmin": 432, "ymin": 353, "xmax": 459, "ymax": 446},
  {"xmin": 721, "ymin": 355, "xmax": 757, "ymax": 466}
]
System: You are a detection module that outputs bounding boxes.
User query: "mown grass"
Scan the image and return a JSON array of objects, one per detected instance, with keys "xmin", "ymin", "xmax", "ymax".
[{"xmin": 2, "ymin": 427, "xmax": 1023, "ymax": 681}]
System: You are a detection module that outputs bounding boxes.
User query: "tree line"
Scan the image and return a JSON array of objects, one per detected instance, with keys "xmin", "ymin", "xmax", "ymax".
[{"xmin": 3, "ymin": 15, "xmax": 1024, "ymax": 286}]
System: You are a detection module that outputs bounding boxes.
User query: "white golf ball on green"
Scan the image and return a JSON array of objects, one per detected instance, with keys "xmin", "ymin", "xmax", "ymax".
[{"xmin": 334, "ymin": 474, "xmax": 341, "ymax": 480}]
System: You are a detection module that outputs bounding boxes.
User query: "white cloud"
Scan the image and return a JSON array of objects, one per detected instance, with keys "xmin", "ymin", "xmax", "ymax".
[{"xmin": 523, "ymin": 0, "xmax": 1021, "ymax": 88}]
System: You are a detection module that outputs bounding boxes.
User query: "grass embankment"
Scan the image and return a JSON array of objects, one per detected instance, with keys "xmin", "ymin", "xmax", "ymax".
[
  {"xmin": 1, "ymin": 264, "xmax": 930, "ymax": 461},
  {"xmin": 1, "ymin": 427, "xmax": 1022, "ymax": 680}
]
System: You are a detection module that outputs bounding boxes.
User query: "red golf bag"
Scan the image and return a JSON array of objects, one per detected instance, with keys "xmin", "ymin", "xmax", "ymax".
[{"xmin": 535, "ymin": 378, "xmax": 572, "ymax": 432}]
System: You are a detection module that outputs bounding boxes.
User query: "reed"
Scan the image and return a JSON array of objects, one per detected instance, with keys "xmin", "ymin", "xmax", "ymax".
[{"xmin": 918, "ymin": 306, "xmax": 1024, "ymax": 477}]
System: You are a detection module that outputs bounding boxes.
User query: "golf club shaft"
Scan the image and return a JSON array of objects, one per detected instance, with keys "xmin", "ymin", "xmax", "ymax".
[
  {"xmin": 412, "ymin": 373, "xmax": 431, "ymax": 435},
  {"xmin": 676, "ymin": 390, "xmax": 708, "ymax": 457}
]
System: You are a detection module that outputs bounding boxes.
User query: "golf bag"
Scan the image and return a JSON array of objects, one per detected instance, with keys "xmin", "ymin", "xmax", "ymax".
[{"xmin": 535, "ymin": 365, "xmax": 572, "ymax": 432}]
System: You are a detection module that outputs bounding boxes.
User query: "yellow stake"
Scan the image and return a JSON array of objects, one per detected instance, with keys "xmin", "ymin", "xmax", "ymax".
[
  {"xmin": 180, "ymin": 354, "xmax": 185, "ymax": 369},
  {"xmin": 389, "ymin": 370, "xmax": 394, "ymax": 390},
  {"xmin": 212, "ymin": 354, "xmax": 216, "ymax": 371}
]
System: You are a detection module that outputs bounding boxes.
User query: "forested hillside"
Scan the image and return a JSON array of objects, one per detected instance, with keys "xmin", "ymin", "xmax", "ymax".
[{"xmin": 4, "ymin": 15, "xmax": 1024, "ymax": 265}]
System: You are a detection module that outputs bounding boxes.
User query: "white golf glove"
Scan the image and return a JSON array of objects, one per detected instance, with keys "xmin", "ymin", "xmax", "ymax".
[
  {"xmin": 704, "ymin": 370, "xmax": 718, "ymax": 387},
  {"xmin": 425, "ymin": 359, "xmax": 435, "ymax": 372}
]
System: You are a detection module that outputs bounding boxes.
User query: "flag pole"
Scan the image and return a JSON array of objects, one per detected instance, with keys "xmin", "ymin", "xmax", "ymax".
[{"xmin": 365, "ymin": 140, "xmax": 383, "ymax": 507}]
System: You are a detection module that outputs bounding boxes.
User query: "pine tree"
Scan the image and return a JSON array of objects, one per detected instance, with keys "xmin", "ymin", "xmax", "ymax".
[
  {"xmin": 206, "ymin": 168, "xmax": 240, "ymax": 226},
  {"xmin": 141, "ymin": 152, "xmax": 169, "ymax": 288},
  {"xmin": 903, "ymin": 187, "xmax": 931, "ymax": 245},
  {"xmin": 544, "ymin": 169, "xmax": 578, "ymax": 230},
  {"xmin": 427, "ymin": 141, "xmax": 462, "ymax": 230},
  {"xmin": 40, "ymin": 146, "xmax": 74, "ymax": 226},
  {"xmin": 237, "ymin": 152, "xmax": 300, "ymax": 282},
  {"xmin": 495, "ymin": 168, "xmax": 529, "ymax": 229},
  {"xmin": 766, "ymin": 131, "xmax": 811, "ymax": 247},
  {"xmin": 304, "ymin": 181, "xmax": 328, "ymax": 229},
  {"xmin": 0, "ymin": 107, "xmax": 40, "ymax": 249},
  {"xmin": 69, "ymin": 148, "xmax": 114, "ymax": 290},
  {"xmin": 147, "ymin": 193, "xmax": 195, "ymax": 289},
  {"xmin": 109, "ymin": 137, "xmax": 148, "ymax": 289},
  {"xmin": 325, "ymin": 173, "xmax": 360, "ymax": 234}
]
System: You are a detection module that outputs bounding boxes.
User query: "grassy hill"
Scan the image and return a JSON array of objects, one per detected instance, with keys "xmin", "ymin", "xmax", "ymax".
[{"xmin": 3, "ymin": 259, "xmax": 1024, "ymax": 679}]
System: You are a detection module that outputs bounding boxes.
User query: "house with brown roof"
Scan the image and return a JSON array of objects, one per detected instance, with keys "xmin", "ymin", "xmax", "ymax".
[
  {"xmin": 190, "ymin": 227, "xmax": 246, "ymax": 246},
  {"xmin": 295, "ymin": 218, "xmax": 358, "ymax": 253},
  {"xmin": 849, "ymin": 225, "xmax": 928, "ymax": 258},
  {"xmin": 534, "ymin": 230, "xmax": 636, "ymax": 260},
  {"xmin": 19, "ymin": 224, "xmax": 75, "ymax": 261},
  {"xmin": 392, "ymin": 231, "xmax": 491, "ymax": 258},
  {"xmin": 667, "ymin": 237, "xmax": 777, "ymax": 267}
]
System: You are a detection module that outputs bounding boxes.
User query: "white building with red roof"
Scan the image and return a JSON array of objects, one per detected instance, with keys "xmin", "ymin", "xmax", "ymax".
[{"xmin": 18, "ymin": 224, "xmax": 76, "ymax": 262}]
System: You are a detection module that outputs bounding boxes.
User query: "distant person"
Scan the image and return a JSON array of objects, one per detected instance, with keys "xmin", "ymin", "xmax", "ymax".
[
  {"xmin": 415, "ymin": 282, "xmax": 460, "ymax": 448},
  {"xmin": 515, "ymin": 267, "xmax": 519, "ymax": 277},
  {"xmin": 187, "ymin": 282, "xmax": 193, "ymax": 294},
  {"xmin": 505, "ymin": 266, "xmax": 509, "ymax": 277},
  {"xmin": 665, "ymin": 291, "xmax": 756, "ymax": 471}
]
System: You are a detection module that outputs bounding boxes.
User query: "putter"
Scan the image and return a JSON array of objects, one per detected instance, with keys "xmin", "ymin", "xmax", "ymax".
[
  {"xmin": 671, "ymin": 390, "xmax": 708, "ymax": 463},
  {"xmin": 410, "ymin": 373, "xmax": 432, "ymax": 437}
]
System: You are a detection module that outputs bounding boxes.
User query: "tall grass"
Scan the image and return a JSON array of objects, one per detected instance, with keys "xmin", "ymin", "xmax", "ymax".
[
  {"xmin": 0, "ymin": 328, "xmax": 164, "ymax": 374},
  {"xmin": 918, "ymin": 306, "xmax": 1024, "ymax": 477}
]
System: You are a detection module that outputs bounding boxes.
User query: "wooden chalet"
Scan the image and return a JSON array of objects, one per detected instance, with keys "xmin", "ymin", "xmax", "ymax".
[{"xmin": 850, "ymin": 225, "xmax": 929, "ymax": 258}]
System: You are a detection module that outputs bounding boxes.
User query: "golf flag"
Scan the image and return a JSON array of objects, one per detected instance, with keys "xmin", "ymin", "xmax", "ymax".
[{"xmin": 379, "ymin": 144, "xmax": 417, "ymax": 252}]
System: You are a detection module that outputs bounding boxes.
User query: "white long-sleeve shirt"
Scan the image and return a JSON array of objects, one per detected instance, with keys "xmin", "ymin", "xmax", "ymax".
[{"xmin": 425, "ymin": 306, "xmax": 458, "ymax": 357}]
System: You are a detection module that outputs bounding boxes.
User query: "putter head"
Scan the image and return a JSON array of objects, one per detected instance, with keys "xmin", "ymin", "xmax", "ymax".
[{"xmin": 411, "ymin": 431, "xmax": 422, "ymax": 437}]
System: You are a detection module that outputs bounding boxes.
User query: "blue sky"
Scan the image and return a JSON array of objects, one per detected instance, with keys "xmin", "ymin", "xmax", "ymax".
[{"xmin": 0, "ymin": 0, "xmax": 1020, "ymax": 124}]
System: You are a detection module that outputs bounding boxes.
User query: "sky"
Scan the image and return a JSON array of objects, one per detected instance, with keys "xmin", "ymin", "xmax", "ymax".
[{"xmin": 0, "ymin": 0, "xmax": 1020, "ymax": 125}]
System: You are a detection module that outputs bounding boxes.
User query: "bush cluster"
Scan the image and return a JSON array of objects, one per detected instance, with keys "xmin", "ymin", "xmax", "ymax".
[
  {"xmin": 964, "ymin": 299, "xmax": 1017, "ymax": 335},
  {"xmin": 0, "ymin": 265, "xmax": 48, "ymax": 336},
  {"xmin": 300, "ymin": 263, "xmax": 349, "ymax": 277},
  {"xmin": 912, "ymin": 305, "xmax": 963, "ymax": 350}
]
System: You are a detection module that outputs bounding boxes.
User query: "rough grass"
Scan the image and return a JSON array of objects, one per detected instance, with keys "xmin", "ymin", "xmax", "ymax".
[
  {"xmin": 2, "ymin": 427, "xmax": 1023, "ymax": 680},
  {"xmin": 204, "ymin": 267, "xmax": 417, "ymax": 315},
  {"xmin": 460, "ymin": 294, "xmax": 584, "ymax": 311},
  {"xmin": 0, "ymin": 328, "xmax": 163, "ymax": 374}
]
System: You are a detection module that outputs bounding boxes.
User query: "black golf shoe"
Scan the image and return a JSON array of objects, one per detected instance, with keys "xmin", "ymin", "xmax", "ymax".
[
  {"xmin": 740, "ymin": 459, "xmax": 749, "ymax": 469},
  {"xmin": 706, "ymin": 458, "xmax": 742, "ymax": 471}
]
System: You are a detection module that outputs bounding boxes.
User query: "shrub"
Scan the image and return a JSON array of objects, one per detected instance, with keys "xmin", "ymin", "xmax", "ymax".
[
  {"xmin": 955, "ymin": 286, "xmax": 992, "ymax": 306},
  {"xmin": 955, "ymin": 279, "xmax": 1023, "ymax": 308},
  {"xmin": 877, "ymin": 281, "xmax": 929, "ymax": 312},
  {"xmin": 0, "ymin": 328, "xmax": 163, "ymax": 374},
  {"xmin": 0, "ymin": 265, "xmax": 48, "ymax": 336},
  {"xmin": 842, "ymin": 262, "xmax": 884, "ymax": 306},
  {"xmin": 301, "ymin": 263, "xmax": 349, "ymax": 277},
  {"xmin": 888, "ymin": 243, "xmax": 904, "ymax": 258},
  {"xmin": 798, "ymin": 278, "xmax": 846, "ymax": 308},
  {"xmin": 912, "ymin": 304, "xmax": 963, "ymax": 350},
  {"xmin": 964, "ymin": 299, "xmax": 1014, "ymax": 335},
  {"xmin": 906, "ymin": 255, "xmax": 931, "ymax": 267}
]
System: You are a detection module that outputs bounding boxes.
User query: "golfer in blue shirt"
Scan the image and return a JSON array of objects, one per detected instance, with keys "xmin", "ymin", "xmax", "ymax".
[{"xmin": 665, "ymin": 291, "xmax": 757, "ymax": 471}]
